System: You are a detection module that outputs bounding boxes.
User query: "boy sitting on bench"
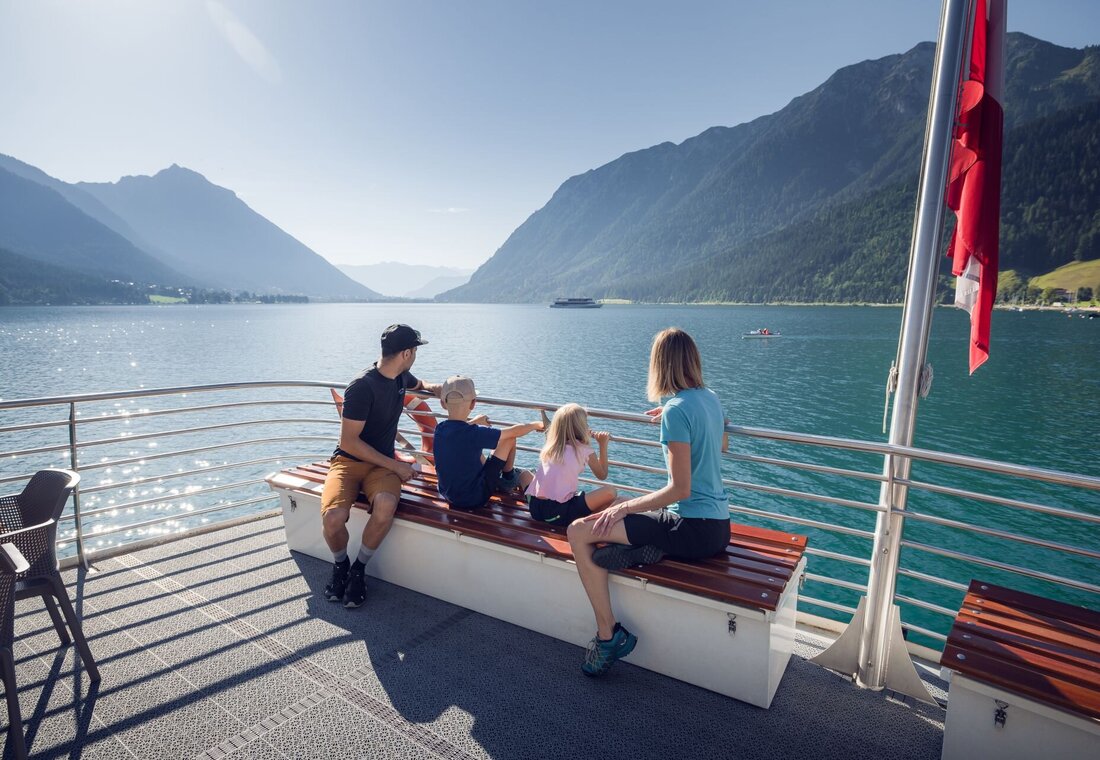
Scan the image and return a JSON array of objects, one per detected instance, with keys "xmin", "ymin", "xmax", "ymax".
[{"xmin": 433, "ymin": 375, "xmax": 544, "ymax": 510}]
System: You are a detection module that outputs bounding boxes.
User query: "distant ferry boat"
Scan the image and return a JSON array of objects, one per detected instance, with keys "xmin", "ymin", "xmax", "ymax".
[{"xmin": 550, "ymin": 297, "xmax": 602, "ymax": 308}]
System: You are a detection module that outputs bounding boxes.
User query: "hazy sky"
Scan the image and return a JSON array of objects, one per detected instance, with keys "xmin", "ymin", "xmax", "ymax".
[{"xmin": 1, "ymin": 1, "xmax": 1096, "ymax": 269}]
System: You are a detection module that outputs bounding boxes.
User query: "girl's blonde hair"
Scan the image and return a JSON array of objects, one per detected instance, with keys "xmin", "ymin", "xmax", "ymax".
[
  {"xmin": 646, "ymin": 327, "xmax": 704, "ymax": 402},
  {"xmin": 540, "ymin": 403, "xmax": 590, "ymax": 464}
]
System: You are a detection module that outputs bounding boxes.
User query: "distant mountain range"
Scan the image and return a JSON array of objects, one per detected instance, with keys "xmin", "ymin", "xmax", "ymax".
[
  {"xmin": 338, "ymin": 262, "xmax": 473, "ymax": 299},
  {"xmin": 440, "ymin": 34, "xmax": 1100, "ymax": 303},
  {"xmin": 0, "ymin": 155, "xmax": 379, "ymax": 301}
]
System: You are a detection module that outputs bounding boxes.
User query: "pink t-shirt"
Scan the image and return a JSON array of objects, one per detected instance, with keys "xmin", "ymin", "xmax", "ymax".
[{"xmin": 525, "ymin": 443, "xmax": 593, "ymax": 502}]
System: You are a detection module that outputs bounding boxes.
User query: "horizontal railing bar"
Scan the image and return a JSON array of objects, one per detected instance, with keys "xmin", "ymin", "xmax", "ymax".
[
  {"xmin": 899, "ymin": 477, "xmax": 1100, "ymax": 525},
  {"xmin": 0, "ymin": 418, "xmax": 71, "ymax": 435},
  {"xmin": 899, "ymin": 622, "xmax": 948, "ymax": 643},
  {"xmin": 72, "ymin": 399, "xmax": 337, "ymax": 425},
  {"xmin": 901, "ymin": 539, "xmax": 1100, "ymax": 596},
  {"xmin": 724, "ymin": 451, "xmax": 887, "ymax": 485},
  {"xmin": 0, "ymin": 381, "xmax": 343, "ymax": 410},
  {"xmin": 805, "ymin": 573, "xmax": 866, "ymax": 593},
  {"xmin": 903, "ymin": 509, "xmax": 1100, "ymax": 560},
  {"xmin": 75, "ymin": 436, "xmax": 332, "ymax": 472},
  {"xmin": 723, "ymin": 478, "xmax": 887, "ymax": 514},
  {"xmin": 727, "ymin": 504, "xmax": 876, "ymax": 539},
  {"xmin": 799, "ymin": 595, "xmax": 858, "ymax": 616},
  {"xmin": 895, "ymin": 594, "xmax": 957, "ymax": 618},
  {"xmin": 897, "ymin": 567, "xmax": 969, "ymax": 592},
  {"xmin": 70, "ymin": 495, "xmax": 278, "ymax": 539},
  {"xmin": 63, "ymin": 478, "xmax": 266, "ymax": 521},
  {"xmin": 78, "ymin": 455, "xmax": 301, "ymax": 496},
  {"xmin": 577, "ymin": 476, "xmax": 647, "ymax": 495},
  {"xmin": 804, "ymin": 547, "xmax": 872, "ymax": 567}
]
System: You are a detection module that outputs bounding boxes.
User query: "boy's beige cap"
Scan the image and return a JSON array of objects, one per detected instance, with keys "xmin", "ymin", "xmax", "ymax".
[{"xmin": 441, "ymin": 375, "xmax": 476, "ymax": 407}]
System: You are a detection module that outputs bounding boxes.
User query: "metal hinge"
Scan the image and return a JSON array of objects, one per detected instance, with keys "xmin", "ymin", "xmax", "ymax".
[
  {"xmin": 994, "ymin": 700, "xmax": 1009, "ymax": 729},
  {"xmin": 799, "ymin": 571, "xmax": 806, "ymax": 591},
  {"xmin": 727, "ymin": 613, "xmax": 737, "ymax": 636},
  {"xmin": 289, "ymin": 496, "xmax": 297, "ymax": 512}
]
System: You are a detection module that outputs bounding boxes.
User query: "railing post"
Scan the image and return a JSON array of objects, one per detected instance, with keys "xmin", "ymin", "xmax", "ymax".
[
  {"xmin": 68, "ymin": 401, "xmax": 89, "ymax": 570},
  {"xmin": 812, "ymin": 0, "xmax": 973, "ymax": 704}
]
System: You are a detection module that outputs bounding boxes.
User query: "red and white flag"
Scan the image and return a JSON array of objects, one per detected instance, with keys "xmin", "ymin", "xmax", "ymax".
[{"xmin": 946, "ymin": 0, "xmax": 1006, "ymax": 374}]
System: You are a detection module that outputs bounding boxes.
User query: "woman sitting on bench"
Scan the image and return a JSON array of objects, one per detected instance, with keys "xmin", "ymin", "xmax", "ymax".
[{"xmin": 567, "ymin": 327, "xmax": 730, "ymax": 677}]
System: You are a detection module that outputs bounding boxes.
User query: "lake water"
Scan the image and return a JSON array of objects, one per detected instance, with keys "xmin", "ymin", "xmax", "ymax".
[{"xmin": 1, "ymin": 303, "xmax": 1097, "ymax": 642}]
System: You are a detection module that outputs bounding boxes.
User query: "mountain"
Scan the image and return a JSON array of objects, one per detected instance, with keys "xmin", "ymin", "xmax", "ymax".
[
  {"xmin": 77, "ymin": 166, "xmax": 380, "ymax": 300},
  {"xmin": 440, "ymin": 34, "xmax": 1100, "ymax": 303},
  {"xmin": 0, "ymin": 166, "xmax": 192, "ymax": 286},
  {"xmin": 337, "ymin": 262, "xmax": 473, "ymax": 298},
  {"xmin": 0, "ymin": 247, "xmax": 150, "ymax": 305}
]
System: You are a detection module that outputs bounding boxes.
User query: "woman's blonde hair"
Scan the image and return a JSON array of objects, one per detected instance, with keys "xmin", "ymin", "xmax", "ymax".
[
  {"xmin": 540, "ymin": 403, "xmax": 590, "ymax": 464},
  {"xmin": 646, "ymin": 327, "xmax": 704, "ymax": 402}
]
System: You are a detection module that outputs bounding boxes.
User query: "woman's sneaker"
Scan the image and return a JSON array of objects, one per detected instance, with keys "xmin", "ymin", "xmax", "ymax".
[
  {"xmin": 591, "ymin": 544, "xmax": 665, "ymax": 571},
  {"xmin": 582, "ymin": 623, "xmax": 638, "ymax": 676},
  {"xmin": 324, "ymin": 558, "xmax": 350, "ymax": 601}
]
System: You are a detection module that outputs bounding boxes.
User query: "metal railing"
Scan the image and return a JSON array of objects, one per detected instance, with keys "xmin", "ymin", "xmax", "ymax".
[{"xmin": 1, "ymin": 381, "xmax": 1097, "ymax": 652}]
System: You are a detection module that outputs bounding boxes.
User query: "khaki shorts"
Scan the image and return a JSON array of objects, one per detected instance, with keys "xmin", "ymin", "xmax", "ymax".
[{"xmin": 320, "ymin": 455, "xmax": 402, "ymax": 516}]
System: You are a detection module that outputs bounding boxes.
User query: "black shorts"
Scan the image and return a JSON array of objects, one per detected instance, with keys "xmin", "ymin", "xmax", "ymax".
[
  {"xmin": 527, "ymin": 491, "xmax": 592, "ymax": 525},
  {"xmin": 622, "ymin": 510, "xmax": 730, "ymax": 560},
  {"xmin": 448, "ymin": 455, "xmax": 506, "ymax": 511}
]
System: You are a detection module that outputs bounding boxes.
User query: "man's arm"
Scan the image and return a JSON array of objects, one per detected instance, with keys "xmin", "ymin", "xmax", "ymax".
[
  {"xmin": 411, "ymin": 378, "xmax": 442, "ymax": 398},
  {"xmin": 338, "ymin": 418, "xmax": 416, "ymax": 481}
]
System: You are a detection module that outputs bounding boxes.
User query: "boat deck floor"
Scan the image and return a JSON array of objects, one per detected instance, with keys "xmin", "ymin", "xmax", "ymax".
[{"xmin": 6, "ymin": 516, "xmax": 947, "ymax": 759}]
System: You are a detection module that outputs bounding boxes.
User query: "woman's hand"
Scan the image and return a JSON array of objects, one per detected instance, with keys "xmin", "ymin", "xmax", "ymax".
[
  {"xmin": 644, "ymin": 406, "xmax": 663, "ymax": 423},
  {"xmin": 589, "ymin": 502, "xmax": 630, "ymax": 537}
]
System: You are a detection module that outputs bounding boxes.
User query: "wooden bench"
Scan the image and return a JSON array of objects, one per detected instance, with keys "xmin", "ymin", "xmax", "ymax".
[
  {"xmin": 267, "ymin": 460, "xmax": 807, "ymax": 708},
  {"xmin": 939, "ymin": 580, "xmax": 1100, "ymax": 760}
]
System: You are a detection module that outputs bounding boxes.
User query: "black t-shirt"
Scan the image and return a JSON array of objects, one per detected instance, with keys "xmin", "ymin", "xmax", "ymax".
[{"xmin": 334, "ymin": 365, "xmax": 419, "ymax": 461}]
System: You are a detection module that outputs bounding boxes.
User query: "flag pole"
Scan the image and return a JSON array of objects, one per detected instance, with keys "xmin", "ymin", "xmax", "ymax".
[{"xmin": 811, "ymin": 0, "xmax": 974, "ymax": 702}]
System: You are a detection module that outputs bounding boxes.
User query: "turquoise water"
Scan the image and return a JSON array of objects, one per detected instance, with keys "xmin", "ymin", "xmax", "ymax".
[{"xmin": 1, "ymin": 303, "xmax": 1097, "ymax": 642}]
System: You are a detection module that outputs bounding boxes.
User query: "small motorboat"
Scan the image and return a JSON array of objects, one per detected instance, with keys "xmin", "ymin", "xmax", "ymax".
[{"xmin": 742, "ymin": 329, "xmax": 781, "ymax": 339}]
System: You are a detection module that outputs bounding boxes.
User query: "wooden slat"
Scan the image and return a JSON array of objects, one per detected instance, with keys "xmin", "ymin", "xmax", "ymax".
[
  {"xmin": 942, "ymin": 580, "xmax": 1100, "ymax": 721},
  {"xmin": 272, "ymin": 461, "xmax": 809, "ymax": 613}
]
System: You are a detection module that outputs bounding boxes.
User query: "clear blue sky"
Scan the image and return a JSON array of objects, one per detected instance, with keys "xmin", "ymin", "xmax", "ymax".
[{"xmin": 1, "ymin": 1, "xmax": 1096, "ymax": 269}]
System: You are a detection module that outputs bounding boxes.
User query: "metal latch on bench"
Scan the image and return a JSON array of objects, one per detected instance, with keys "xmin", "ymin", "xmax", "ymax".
[
  {"xmin": 994, "ymin": 700, "xmax": 1009, "ymax": 729},
  {"xmin": 728, "ymin": 613, "xmax": 737, "ymax": 636},
  {"xmin": 289, "ymin": 496, "xmax": 297, "ymax": 512}
]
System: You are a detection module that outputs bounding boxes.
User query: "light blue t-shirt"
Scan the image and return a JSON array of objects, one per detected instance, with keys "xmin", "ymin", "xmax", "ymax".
[{"xmin": 659, "ymin": 387, "xmax": 729, "ymax": 520}]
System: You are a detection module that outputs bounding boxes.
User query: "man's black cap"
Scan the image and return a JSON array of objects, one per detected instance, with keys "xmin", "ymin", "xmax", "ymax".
[{"xmin": 380, "ymin": 324, "xmax": 427, "ymax": 354}]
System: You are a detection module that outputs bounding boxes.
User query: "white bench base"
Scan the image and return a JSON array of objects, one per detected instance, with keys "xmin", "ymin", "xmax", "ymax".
[
  {"xmin": 271, "ymin": 475, "xmax": 804, "ymax": 709},
  {"xmin": 941, "ymin": 673, "xmax": 1100, "ymax": 760}
]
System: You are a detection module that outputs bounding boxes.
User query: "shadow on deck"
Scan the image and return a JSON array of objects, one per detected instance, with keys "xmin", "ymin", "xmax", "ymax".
[{"xmin": 4, "ymin": 517, "xmax": 945, "ymax": 759}]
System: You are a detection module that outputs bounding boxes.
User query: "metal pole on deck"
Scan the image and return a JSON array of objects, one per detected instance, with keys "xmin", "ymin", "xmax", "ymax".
[{"xmin": 812, "ymin": 0, "xmax": 974, "ymax": 703}]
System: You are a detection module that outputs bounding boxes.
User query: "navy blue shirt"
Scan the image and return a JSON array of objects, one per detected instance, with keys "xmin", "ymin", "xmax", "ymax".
[
  {"xmin": 334, "ymin": 364, "xmax": 419, "ymax": 461},
  {"xmin": 434, "ymin": 420, "xmax": 501, "ymax": 506}
]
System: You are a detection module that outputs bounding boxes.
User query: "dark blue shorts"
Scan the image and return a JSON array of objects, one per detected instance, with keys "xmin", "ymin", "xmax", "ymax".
[
  {"xmin": 527, "ymin": 491, "xmax": 592, "ymax": 525},
  {"xmin": 622, "ymin": 510, "xmax": 730, "ymax": 559},
  {"xmin": 448, "ymin": 455, "xmax": 506, "ymax": 511}
]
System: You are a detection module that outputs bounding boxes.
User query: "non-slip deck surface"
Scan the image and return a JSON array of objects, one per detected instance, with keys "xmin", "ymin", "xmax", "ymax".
[{"xmin": 3, "ymin": 516, "xmax": 947, "ymax": 759}]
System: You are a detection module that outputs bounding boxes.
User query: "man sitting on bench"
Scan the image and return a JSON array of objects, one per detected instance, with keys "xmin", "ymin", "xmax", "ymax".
[{"xmin": 320, "ymin": 324, "xmax": 441, "ymax": 608}]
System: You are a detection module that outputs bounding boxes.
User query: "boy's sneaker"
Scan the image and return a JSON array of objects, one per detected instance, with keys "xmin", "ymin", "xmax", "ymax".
[
  {"xmin": 592, "ymin": 543, "xmax": 666, "ymax": 571},
  {"xmin": 582, "ymin": 623, "xmax": 637, "ymax": 677},
  {"xmin": 496, "ymin": 468, "xmax": 526, "ymax": 493},
  {"xmin": 324, "ymin": 558, "xmax": 350, "ymax": 601},
  {"xmin": 343, "ymin": 563, "xmax": 367, "ymax": 608}
]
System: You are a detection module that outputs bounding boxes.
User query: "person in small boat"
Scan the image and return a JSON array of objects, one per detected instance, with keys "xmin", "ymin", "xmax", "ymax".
[
  {"xmin": 433, "ymin": 375, "xmax": 544, "ymax": 510},
  {"xmin": 567, "ymin": 327, "xmax": 730, "ymax": 676},
  {"xmin": 524, "ymin": 403, "xmax": 619, "ymax": 526},
  {"xmin": 321, "ymin": 324, "xmax": 441, "ymax": 609}
]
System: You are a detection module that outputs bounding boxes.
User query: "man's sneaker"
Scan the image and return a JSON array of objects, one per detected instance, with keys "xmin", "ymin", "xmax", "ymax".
[
  {"xmin": 592, "ymin": 543, "xmax": 666, "ymax": 571},
  {"xmin": 343, "ymin": 564, "xmax": 367, "ymax": 608},
  {"xmin": 582, "ymin": 623, "xmax": 637, "ymax": 677},
  {"xmin": 324, "ymin": 558, "xmax": 350, "ymax": 602}
]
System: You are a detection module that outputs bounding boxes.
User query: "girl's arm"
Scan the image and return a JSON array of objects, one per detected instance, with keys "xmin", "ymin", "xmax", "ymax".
[
  {"xmin": 590, "ymin": 441, "xmax": 691, "ymax": 536},
  {"xmin": 587, "ymin": 431, "xmax": 611, "ymax": 480}
]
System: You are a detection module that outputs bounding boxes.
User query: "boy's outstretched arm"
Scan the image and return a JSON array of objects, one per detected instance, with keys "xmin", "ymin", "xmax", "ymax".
[{"xmin": 497, "ymin": 419, "xmax": 545, "ymax": 442}]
